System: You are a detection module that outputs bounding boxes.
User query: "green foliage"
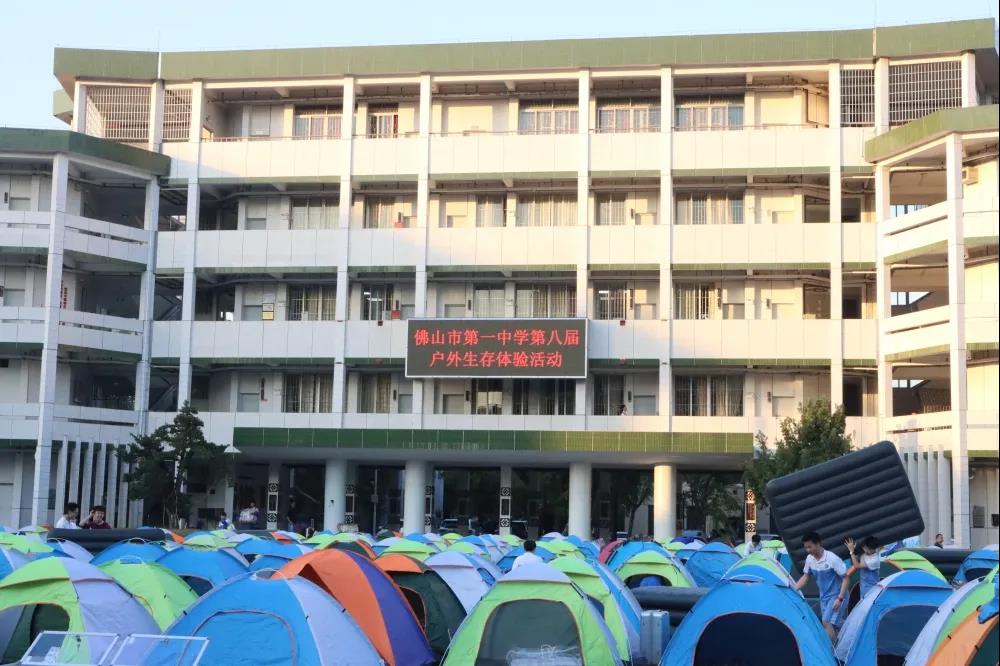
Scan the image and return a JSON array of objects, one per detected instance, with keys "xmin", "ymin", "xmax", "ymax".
[
  {"xmin": 744, "ymin": 399, "xmax": 853, "ymax": 507},
  {"xmin": 681, "ymin": 473, "xmax": 741, "ymax": 534},
  {"xmin": 617, "ymin": 470, "xmax": 653, "ymax": 536},
  {"xmin": 121, "ymin": 402, "xmax": 234, "ymax": 527}
]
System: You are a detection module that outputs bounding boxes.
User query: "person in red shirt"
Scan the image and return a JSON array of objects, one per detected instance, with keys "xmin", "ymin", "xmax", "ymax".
[{"xmin": 81, "ymin": 505, "xmax": 111, "ymax": 529}]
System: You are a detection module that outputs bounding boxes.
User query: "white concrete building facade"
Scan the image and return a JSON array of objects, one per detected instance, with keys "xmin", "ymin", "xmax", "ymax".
[{"xmin": 0, "ymin": 19, "xmax": 997, "ymax": 545}]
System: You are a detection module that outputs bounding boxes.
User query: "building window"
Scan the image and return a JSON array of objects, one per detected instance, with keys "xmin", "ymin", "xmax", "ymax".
[
  {"xmin": 361, "ymin": 284, "xmax": 395, "ymax": 321},
  {"xmin": 291, "ymin": 196, "xmax": 338, "ymax": 230},
  {"xmin": 162, "ymin": 88, "xmax": 192, "ymax": 141},
  {"xmin": 888, "ymin": 60, "xmax": 961, "ymax": 126},
  {"xmin": 675, "ymin": 284, "xmax": 715, "ymax": 320},
  {"xmin": 593, "ymin": 375, "xmax": 625, "ymax": 416},
  {"xmin": 287, "ymin": 286, "xmax": 336, "ymax": 321},
  {"xmin": 675, "ymin": 98, "xmax": 744, "ymax": 130},
  {"xmin": 358, "ymin": 374, "xmax": 392, "ymax": 414},
  {"xmin": 513, "ymin": 379, "xmax": 575, "ymax": 415},
  {"xmin": 515, "ymin": 285, "xmax": 576, "ymax": 318},
  {"xmin": 596, "ymin": 193, "xmax": 626, "ymax": 226},
  {"xmin": 518, "ymin": 103, "xmax": 578, "ymax": 134},
  {"xmin": 245, "ymin": 199, "xmax": 268, "ymax": 230},
  {"xmin": 596, "ymin": 283, "xmax": 631, "ymax": 321},
  {"xmin": 515, "ymin": 195, "xmax": 576, "ymax": 227},
  {"xmin": 675, "ymin": 192, "xmax": 744, "ymax": 225},
  {"xmin": 473, "ymin": 286, "xmax": 505, "ymax": 318},
  {"xmin": 472, "ymin": 379, "xmax": 502, "ymax": 415},
  {"xmin": 284, "ymin": 373, "xmax": 333, "ymax": 413},
  {"xmin": 364, "ymin": 197, "xmax": 412, "ymax": 229},
  {"xmin": 675, "ymin": 375, "xmax": 743, "ymax": 416},
  {"xmin": 367, "ymin": 106, "xmax": 399, "ymax": 138},
  {"xmin": 596, "ymin": 101, "xmax": 661, "ymax": 132},
  {"xmin": 85, "ymin": 85, "xmax": 151, "ymax": 142},
  {"xmin": 841, "ymin": 69, "xmax": 875, "ymax": 127},
  {"xmin": 293, "ymin": 107, "xmax": 342, "ymax": 139},
  {"xmin": 476, "ymin": 195, "xmax": 506, "ymax": 227}
]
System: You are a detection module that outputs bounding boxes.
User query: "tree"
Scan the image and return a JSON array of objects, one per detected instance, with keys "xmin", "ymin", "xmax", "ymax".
[
  {"xmin": 744, "ymin": 399, "xmax": 853, "ymax": 507},
  {"xmin": 617, "ymin": 470, "xmax": 653, "ymax": 536},
  {"xmin": 121, "ymin": 402, "xmax": 234, "ymax": 528},
  {"xmin": 681, "ymin": 473, "xmax": 741, "ymax": 534}
]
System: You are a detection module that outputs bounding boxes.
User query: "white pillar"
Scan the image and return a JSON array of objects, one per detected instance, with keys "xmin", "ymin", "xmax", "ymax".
[
  {"xmin": 960, "ymin": 52, "xmax": 977, "ymax": 107},
  {"xmin": 67, "ymin": 441, "xmax": 81, "ymax": 506},
  {"xmin": 71, "ymin": 82, "xmax": 87, "ymax": 133},
  {"xmin": 936, "ymin": 451, "xmax": 952, "ymax": 541},
  {"xmin": 116, "ymin": 454, "xmax": 130, "ymax": 528},
  {"xmin": 80, "ymin": 443, "xmax": 94, "ymax": 513},
  {"xmin": 402, "ymin": 460, "xmax": 427, "ymax": 535},
  {"xmin": 653, "ymin": 464, "xmax": 677, "ymax": 542},
  {"xmin": 178, "ymin": 81, "xmax": 203, "ymax": 405},
  {"xmin": 105, "ymin": 445, "xmax": 119, "ymax": 526},
  {"xmin": 575, "ymin": 69, "xmax": 591, "ymax": 326},
  {"xmin": 32, "ymin": 153, "xmax": 70, "ymax": 525},
  {"xmin": 333, "ymin": 78, "xmax": 355, "ymax": 426},
  {"xmin": 923, "ymin": 448, "xmax": 936, "ymax": 544},
  {"xmin": 53, "ymin": 437, "xmax": 68, "ymax": 523},
  {"xmin": 915, "ymin": 448, "xmax": 928, "ymax": 543},
  {"xmin": 568, "ymin": 462, "xmax": 592, "ymax": 539},
  {"xmin": 134, "ymin": 179, "xmax": 159, "ymax": 433},
  {"xmin": 829, "ymin": 63, "xmax": 845, "ymax": 409},
  {"xmin": 874, "ymin": 164, "xmax": 893, "ymax": 431},
  {"xmin": 10, "ymin": 453, "xmax": 25, "ymax": 527},
  {"xmin": 324, "ymin": 458, "xmax": 347, "ymax": 531},
  {"xmin": 499, "ymin": 465, "xmax": 513, "ymax": 537},
  {"xmin": 874, "ymin": 58, "xmax": 890, "ymax": 134},
  {"xmin": 91, "ymin": 442, "xmax": 106, "ymax": 506},
  {"xmin": 266, "ymin": 461, "xmax": 281, "ymax": 530},
  {"xmin": 945, "ymin": 133, "xmax": 970, "ymax": 547},
  {"xmin": 148, "ymin": 80, "xmax": 164, "ymax": 152}
]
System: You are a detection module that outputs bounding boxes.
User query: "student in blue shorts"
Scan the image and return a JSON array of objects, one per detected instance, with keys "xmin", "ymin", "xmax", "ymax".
[
  {"xmin": 795, "ymin": 530, "xmax": 848, "ymax": 642},
  {"xmin": 838, "ymin": 535, "xmax": 881, "ymax": 604}
]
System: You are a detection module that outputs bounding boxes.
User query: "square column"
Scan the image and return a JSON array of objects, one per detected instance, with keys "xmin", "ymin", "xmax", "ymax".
[
  {"xmin": 10, "ymin": 453, "xmax": 25, "ymax": 527},
  {"xmin": 922, "ymin": 447, "xmax": 936, "ymax": 543},
  {"xmin": 874, "ymin": 58, "xmax": 890, "ymax": 135},
  {"xmin": 575, "ymin": 69, "xmax": 591, "ymax": 328},
  {"xmin": 828, "ymin": 63, "xmax": 845, "ymax": 408},
  {"xmin": 324, "ymin": 458, "xmax": 348, "ymax": 531},
  {"xmin": 944, "ymin": 133, "xmax": 969, "ymax": 546},
  {"xmin": 92, "ymin": 442, "xmax": 106, "ymax": 506},
  {"xmin": 80, "ymin": 443, "xmax": 94, "ymax": 514},
  {"xmin": 653, "ymin": 464, "xmax": 677, "ymax": 542},
  {"xmin": 403, "ymin": 460, "xmax": 427, "ymax": 535},
  {"xmin": 105, "ymin": 445, "xmax": 119, "ymax": 527},
  {"xmin": 936, "ymin": 451, "xmax": 952, "ymax": 541},
  {"xmin": 53, "ymin": 437, "xmax": 68, "ymax": 522},
  {"xmin": 568, "ymin": 462, "xmax": 592, "ymax": 539},
  {"xmin": 134, "ymin": 179, "xmax": 160, "ymax": 433},
  {"xmin": 67, "ymin": 441, "xmax": 81, "ymax": 505},
  {"xmin": 499, "ymin": 465, "xmax": 512, "ymax": 537},
  {"xmin": 266, "ymin": 462, "xmax": 281, "ymax": 530},
  {"xmin": 874, "ymin": 165, "xmax": 893, "ymax": 428},
  {"xmin": 960, "ymin": 52, "xmax": 977, "ymax": 107},
  {"xmin": 117, "ymin": 455, "xmax": 131, "ymax": 528},
  {"xmin": 178, "ymin": 82, "xmax": 204, "ymax": 405}
]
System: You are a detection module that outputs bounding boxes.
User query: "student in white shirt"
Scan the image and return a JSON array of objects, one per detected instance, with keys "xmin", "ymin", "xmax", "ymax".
[
  {"xmin": 795, "ymin": 531, "xmax": 848, "ymax": 642},
  {"xmin": 511, "ymin": 540, "xmax": 543, "ymax": 570},
  {"xmin": 54, "ymin": 503, "xmax": 80, "ymax": 530}
]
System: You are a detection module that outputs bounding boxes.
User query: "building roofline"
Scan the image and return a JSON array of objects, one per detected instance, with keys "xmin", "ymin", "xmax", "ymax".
[
  {"xmin": 863, "ymin": 104, "xmax": 1000, "ymax": 163},
  {"xmin": 53, "ymin": 19, "xmax": 996, "ymax": 88},
  {"xmin": 0, "ymin": 128, "xmax": 170, "ymax": 176}
]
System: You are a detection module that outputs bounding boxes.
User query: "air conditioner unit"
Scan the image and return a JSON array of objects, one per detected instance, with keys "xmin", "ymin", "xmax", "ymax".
[{"xmin": 962, "ymin": 166, "xmax": 978, "ymax": 185}]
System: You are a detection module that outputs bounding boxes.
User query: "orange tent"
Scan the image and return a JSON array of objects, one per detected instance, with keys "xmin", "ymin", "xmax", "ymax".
[
  {"xmin": 277, "ymin": 549, "xmax": 433, "ymax": 666},
  {"xmin": 928, "ymin": 608, "xmax": 999, "ymax": 666}
]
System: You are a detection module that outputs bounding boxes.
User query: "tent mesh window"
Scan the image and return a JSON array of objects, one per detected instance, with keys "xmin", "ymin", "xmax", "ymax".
[
  {"xmin": 694, "ymin": 613, "xmax": 800, "ymax": 666},
  {"xmin": 477, "ymin": 600, "xmax": 582, "ymax": 666}
]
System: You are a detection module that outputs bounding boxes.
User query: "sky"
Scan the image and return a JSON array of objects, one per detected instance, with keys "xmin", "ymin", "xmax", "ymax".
[{"xmin": 2, "ymin": 0, "xmax": 997, "ymax": 129}]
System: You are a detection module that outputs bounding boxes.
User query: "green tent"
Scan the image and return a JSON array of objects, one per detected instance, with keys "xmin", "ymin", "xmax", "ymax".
[
  {"xmin": 0, "ymin": 533, "xmax": 54, "ymax": 555},
  {"xmin": 447, "ymin": 541, "xmax": 487, "ymax": 558},
  {"xmin": 499, "ymin": 534, "xmax": 522, "ymax": 547},
  {"xmin": 549, "ymin": 556, "xmax": 635, "ymax": 662},
  {"xmin": 935, "ymin": 568, "xmax": 998, "ymax": 650},
  {"xmin": 664, "ymin": 540, "xmax": 685, "ymax": 553},
  {"xmin": 382, "ymin": 540, "xmax": 435, "ymax": 561},
  {"xmin": 540, "ymin": 540, "xmax": 582, "ymax": 558},
  {"xmin": 441, "ymin": 532, "xmax": 464, "ymax": 544},
  {"xmin": 184, "ymin": 534, "xmax": 232, "ymax": 550},
  {"xmin": 727, "ymin": 552, "xmax": 795, "ymax": 582},
  {"xmin": 617, "ymin": 551, "xmax": 694, "ymax": 588},
  {"xmin": 98, "ymin": 559, "xmax": 198, "ymax": 630},
  {"xmin": 882, "ymin": 550, "xmax": 946, "ymax": 580},
  {"xmin": 442, "ymin": 565, "xmax": 621, "ymax": 665}
]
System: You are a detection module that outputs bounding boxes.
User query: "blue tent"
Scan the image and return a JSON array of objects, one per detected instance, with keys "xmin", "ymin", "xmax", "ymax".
[
  {"xmin": 156, "ymin": 547, "xmax": 247, "ymax": 595},
  {"xmin": 0, "ymin": 548, "xmax": 28, "ymax": 579},
  {"xmin": 235, "ymin": 539, "xmax": 309, "ymax": 563},
  {"xmin": 564, "ymin": 535, "xmax": 599, "ymax": 559},
  {"xmin": 592, "ymin": 560, "xmax": 642, "ymax": 633},
  {"xmin": 606, "ymin": 541, "xmax": 671, "ymax": 571},
  {"xmin": 685, "ymin": 542, "xmax": 741, "ymax": 587},
  {"xmin": 954, "ymin": 548, "xmax": 1000, "ymax": 584},
  {"xmin": 660, "ymin": 572, "xmax": 836, "ymax": 666},
  {"xmin": 161, "ymin": 573, "xmax": 381, "ymax": 665},
  {"xmin": 834, "ymin": 569, "xmax": 952, "ymax": 665},
  {"xmin": 496, "ymin": 544, "xmax": 555, "ymax": 573},
  {"xmin": 90, "ymin": 540, "xmax": 168, "ymax": 565}
]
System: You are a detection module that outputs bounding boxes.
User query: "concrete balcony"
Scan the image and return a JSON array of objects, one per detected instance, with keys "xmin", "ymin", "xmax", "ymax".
[
  {"xmin": 842, "ymin": 223, "xmax": 877, "ymax": 265},
  {"xmin": 344, "ymin": 320, "xmax": 407, "ymax": 359},
  {"xmin": 882, "ymin": 201, "xmax": 950, "ymax": 261},
  {"xmin": 188, "ymin": 321, "xmax": 340, "ymax": 361},
  {"xmin": 0, "ymin": 306, "xmax": 46, "ymax": 347},
  {"xmin": 0, "ymin": 211, "xmax": 50, "ymax": 252},
  {"xmin": 589, "ymin": 226, "xmax": 667, "ymax": 266},
  {"xmin": 672, "ymin": 127, "xmax": 836, "ymax": 172},
  {"xmin": 429, "ymin": 132, "xmax": 579, "ymax": 177},
  {"xmin": 885, "ymin": 410, "xmax": 1000, "ymax": 452},
  {"xmin": 842, "ymin": 319, "xmax": 878, "ymax": 361},
  {"xmin": 0, "ymin": 211, "xmax": 149, "ymax": 266},
  {"xmin": 672, "ymin": 319, "xmax": 832, "ymax": 361},
  {"xmin": 353, "ymin": 136, "xmax": 422, "ymax": 177},
  {"xmin": 879, "ymin": 304, "xmax": 998, "ymax": 359},
  {"xmin": 673, "ymin": 223, "xmax": 836, "ymax": 267},
  {"xmin": 0, "ymin": 402, "xmax": 138, "ymax": 443},
  {"xmin": 164, "ymin": 138, "xmax": 345, "ymax": 183},
  {"xmin": 589, "ymin": 319, "xmax": 666, "ymax": 359},
  {"xmin": 58, "ymin": 310, "xmax": 143, "ymax": 356},
  {"xmin": 427, "ymin": 225, "xmax": 584, "ymax": 267},
  {"xmin": 589, "ymin": 131, "xmax": 661, "ymax": 173},
  {"xmin": 154, "ymin": 229, "xmax": 345, "ymax": 273},
  {"xmin": 348, "ymin": 227, "xmax": 425, "ymax": 267}
]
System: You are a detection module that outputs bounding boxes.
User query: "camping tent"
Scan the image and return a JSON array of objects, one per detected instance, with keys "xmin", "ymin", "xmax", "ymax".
[
  {"xmin": 459, "ymin": 535, "xmax": 502, "ymax": 561},
  {"xmin": 685, "ymin": 542, "xmax": 741, "ymax": 587},
  {"xmin": 835, "ymin": 569, "xmax": 952, "ymax": 665},
  {"xmin": 375, "ymin": 553, "xmax": 467, "ymax": 657},
  {"xmin": 606, "ymin": 541, "xmax": 671, "ymax": 571},
  {"xmin": 497, "ymin": 544, "xmax": 556, "ymax": 572},
  {"xmin": 155, "ymin": 546, "xmax": 248, "ymax": 595},
  {"xmin": 616, "ymin": 550, "xmax": 696, "ymax": 588},
  {"xmin": 97, "ymin": 559, "xmax": 197, "ymax": 630},
  {"xmin": 727, "ymin": 552, "xmax": 797, "ymax": 585},
  {"xmin": 163, "ymin": 573, "xmax": 382, "ymax": 665},
  {"xmin": 0, "ymin": 547, "xmax": 28, "ymax": 580},
  {"xmin": 954, "ymin": 549, "xmax": 1000, "ymax": 585},
  {"xmin": 599, "ymin": 538, "xmax": 626, "ymax": 563},
  {"xmin": 659, "ymin": 573, "xmax": 836, "ymax": 666},
  {"xmin": 0, "ymin": 558, "xmax": 158, "ymax": 664},
  {"xmin": 383, "ymin": 539, "xmax": 436, "ymax": 562},
  {"xmin": 442, "ymin": 563, "xmax": 623, "ymax": 666},
  {"xmin": 90, "ymin": 539, "xmax": 168, "ymax": 565},
  {"xmin": 425, "ymin": 551, "xmax": 493, "ymax": 612},
  {"xmin": 926, "ymin": 576, "xmax": 999, "ymax": 666},
  {"xmin": 42, "ymin": 539, "xmax": 91, "ymax": 561},
  {"xmin": 235, "ymin": 538, "xmax": 310, "ymax": 563},
  {"xmin": 906, "ymin": 570, "xmax": 997, "ymax": 666},
  {"xmin": 278, "ymin": 549, "xmax": 434, "ymax": 666},
  {"xmin": 550, "ymin": 555, "xmax": 641, "ymax": 663},
  {"xmin": 0, "ymin": 532, "xmax": 53, "ymax": 555},
  {"xmin": 882, "ymin": 550, "xmax": 946, "ymax": 580}
]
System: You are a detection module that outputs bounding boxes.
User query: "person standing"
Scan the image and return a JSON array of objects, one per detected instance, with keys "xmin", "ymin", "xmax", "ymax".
[
  {"xmin": 747, "ymin": 534, "xmax": 762, "ymax": 553},
  {"xmin": 795, "ymin": 531, "xmax": 847, "ymax": 642},
  {"xmin": 238, "ymin": 501, "xmax": 260, "ymax": 529},
  {"xmin": 55, "ymin": 503, "xmax": 80, "ymax": 529},
  {"xmin": 217, "ymin": 512, "xmax": 232, "ymax": 530},
  {"xmin": 81, "ymin": 505, "xmax": 111, "ymax": 529},
  {"xmin": 511, "ymin": 540, "xmax": 543, "ymax": 570},
  {"xmin": 933, "ymin": 533, "xmax": 945, "ymax": 548}
]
